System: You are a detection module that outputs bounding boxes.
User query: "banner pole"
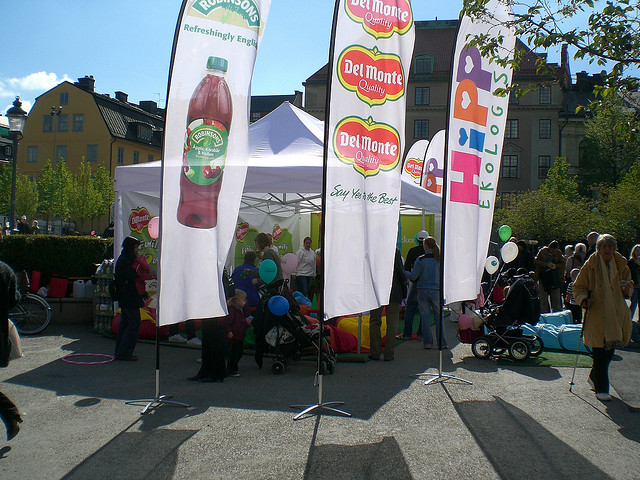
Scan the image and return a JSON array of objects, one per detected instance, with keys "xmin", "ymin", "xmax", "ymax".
[
  {"xmin": 292, "ymin": 0, "xmax": 350, "ymax": 420},
  {"xmin": 412, "ymin": 14, "xmax": 471, "ymax": 386},
  {"xmin": 125, "ymin": 0, "xmax": 192, "ymax": 414}
]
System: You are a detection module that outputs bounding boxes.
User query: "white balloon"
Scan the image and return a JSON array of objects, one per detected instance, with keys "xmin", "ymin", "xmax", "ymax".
[
  {"xmin": 501, "ymin": 242, "xmax": 519, "ymax": 264},
  {"xmin": 485, "ymin": 256, "xmax": 500, "ymax": 275}
]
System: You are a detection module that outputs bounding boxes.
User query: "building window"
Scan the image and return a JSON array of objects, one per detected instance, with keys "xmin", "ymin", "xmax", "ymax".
[
  {"xmin": 415, "ymin": 87, "xmax": 430, "ymax": 105},
  {"xmin": 414, "ymin": 119, "xmax": 429, "ymax": 139},
  {"xmin": 57, "ymin": 114, "xmax": 69, "ymax": 132},
  {"xmin": 117, "ymin": 147, "xmax": 125, "ymax": 165},
  {"xmin": 43, "ymin": 115, "xmax": 53, "ymax": 133},
  {"xmin": 59, "ymin": 92, "xmax": 69, "ymax": 105},
  {"xmin": 499, "ymin": 192, "xmax": 518, "ymax": 209},
  {"xmin": 414, "ymin": 55, "xmax": 434, "ymax": 75},
  {"xmin": 538, "ymin": 155, "xmax": 551, "ymax": 179},
  {"xmin": 539, "ymin": 86, "xmax": 551, "ymax": 104},
  {"xmin": 56, "ymin": 145, "xmax": 67, "ymax": 162},
  {"xmin": 27, "ymin": 146, "xmax": 38, "ymax": 163},
  {"xmin": 138, "ymin": 124, "xmax": 152, "ymax": 142},
  {"xmin": 148, "ymin": 154, "xmax": 154, "ymax": 163},
  {"xmin": 509, "ymin": 92, "xmax": 519, "ymax": 105},
  {"xmin": 505, "ymin": 119, "xmax": 519, "ymax": 139},
  {"xmin": 539, "ymin": 119, "xmax": 551, "ymax": 139},
  {"xmin": 133, "ymin": 151, "xmax": 140, "ymax": 164},
  {"xmin": 72, "ymin": 114, "xmax": 84, "ymax": 132},
  {"xmin": 87, "ymin": 144, "xmax": 98, "ymax": 162},
  {"xmin": 501, "ymin": 154, "xmax": 519, "ymax": 178}
]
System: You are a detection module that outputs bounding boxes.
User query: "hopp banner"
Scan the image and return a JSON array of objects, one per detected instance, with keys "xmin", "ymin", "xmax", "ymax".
[
  {"xmin": 443, "ymin": 0, "xmax": 515, "ymax": 304},
  {"xmin": 324, "ymin": 0, "xmax": 415, "ymax": 319},
  {"xmin": 159, "ymin": 0, "xmax": 271, "ymax": 325}
]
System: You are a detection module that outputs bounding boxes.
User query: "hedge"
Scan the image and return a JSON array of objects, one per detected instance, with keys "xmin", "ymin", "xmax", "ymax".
[{"xmin": 0, "ymin": 235, "xmax": 114, "ymax": 280}]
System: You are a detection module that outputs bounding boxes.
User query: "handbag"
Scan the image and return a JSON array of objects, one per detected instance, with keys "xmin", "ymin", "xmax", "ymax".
[{"xmin": 8, "ymin": 320, "xmax": 23, "ymax": 360}]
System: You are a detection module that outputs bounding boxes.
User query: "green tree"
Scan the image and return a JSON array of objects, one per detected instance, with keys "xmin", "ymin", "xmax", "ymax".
[
  {"xmin": 36, "ymin": 160, "xmax": 56, "ymax": 219},
  {"xmin": 15, "ymin": 174, "xmax": 38, "ymax": 219},
  {"xmin": 495, "ymin": 158, "xmax": 596, "ymax": 244},
  {"xmin": 93, "ymin": 164, "xmax": 114, "ymax": 219},
  {"xmin": 578, "ymin": 95, "xmax": 640, "ymax": 192},
  {"xmin": 598, "ymin": 163, "xmax": 640, "ymax": 253},
  {"xmin": 0, "ymin": 165, "xmax": 12, "ymax": 215},
  {"xmin": 52, "ymin": 161, "xmax": 72, "ymax": 221},
  {"xmin": 462, "ymin": 0, "xmax": 640, "ymax": 94},
  {"xmin": 68, "ymin": 159, "xmax": 101, "ymax": 231}
]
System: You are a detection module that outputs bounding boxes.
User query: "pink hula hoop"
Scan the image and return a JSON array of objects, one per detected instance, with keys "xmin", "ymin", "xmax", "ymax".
[{"xmin": 61, "ymin": 353, "xmax": 115, "ymax": 365}]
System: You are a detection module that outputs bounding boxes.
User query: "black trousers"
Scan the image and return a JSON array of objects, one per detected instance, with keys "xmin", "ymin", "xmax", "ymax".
[
  {"xmin": 590, "ymin": 347, "xmax": 615, "ymax": 394},
  {"xmin": 227, "ymin": 341, "xmax": 243, "ymax": 374},
  {"xmin": 197, "ymin": 318, "xmax": 227, "ymax": 381}
]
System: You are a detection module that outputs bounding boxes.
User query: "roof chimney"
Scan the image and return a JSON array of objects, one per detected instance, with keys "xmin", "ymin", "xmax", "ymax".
[
  {"xmin": 115, "ymin": 91, "xmax": 129, "ymax": 103},
  {"xmin": 139, "ymin": 100, "xmax": 158, "ymax": 115},
  {"xmin": 76, "ymin": 75, "xmax": 95, "ymax": 93}
]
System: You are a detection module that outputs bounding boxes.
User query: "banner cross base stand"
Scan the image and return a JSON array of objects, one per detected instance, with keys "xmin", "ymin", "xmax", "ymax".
[
  {"xmin": 126, "ymin": 369, "xmax": 192, "ymax": 415},
  {"xmin": 290, "ymin": 373, "xmax": 351, "ymax": 421},
  {"xmin": 412, "ymin": 349, "xmax": 472, "ymax": 386}
]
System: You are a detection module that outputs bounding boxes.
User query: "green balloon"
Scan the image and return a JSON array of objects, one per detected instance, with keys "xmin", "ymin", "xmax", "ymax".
[
  {"xmin": 498, "ymin": 225, "xmax": 512, "ymax": 242},
  {"xmin": 259, "ymin": 259, "xmax": 277, "ymax": 284}
]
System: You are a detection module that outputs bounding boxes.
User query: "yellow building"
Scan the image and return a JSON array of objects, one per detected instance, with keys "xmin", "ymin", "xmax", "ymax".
[{"xmin": 19, "ymin": 75, "xmax": 164, "ymax": 180}]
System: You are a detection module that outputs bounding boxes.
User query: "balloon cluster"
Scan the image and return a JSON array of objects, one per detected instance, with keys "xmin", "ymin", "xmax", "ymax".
[{"xmin": 484, "ymin": 225, "xmax": 518, "ymax": 275}]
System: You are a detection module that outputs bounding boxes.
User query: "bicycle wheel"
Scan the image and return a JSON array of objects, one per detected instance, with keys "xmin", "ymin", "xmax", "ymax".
[{"xmin": 10, "ymin": 294, "xmax": 52, "ymax": 335}]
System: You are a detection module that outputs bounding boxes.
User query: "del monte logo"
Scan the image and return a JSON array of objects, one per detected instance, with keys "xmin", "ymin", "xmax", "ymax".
[
  {"xmin": 403, "ymin": 158, "xmax": 423, "ymax": 179},
  {"xmin": 334, "ymin": 116, "xmax": 400, "ymax": 177},
  {"xmin": 345, "ymin": 0, "xmax": 413, "ymax": 39},
  {"xmin": 191, "ymin": 0, "xmax": 261, "ymax": 28},
  {"xmin": 338, "ymin": 46, "xmax": 404, "ymax": 107},
  {"xmin": 130, "ymin": 207, "xmax": 151, "ymax": 234},
  {"xmin": 235, "ymin": 222, "xmax": 249, "ymax": 241}
]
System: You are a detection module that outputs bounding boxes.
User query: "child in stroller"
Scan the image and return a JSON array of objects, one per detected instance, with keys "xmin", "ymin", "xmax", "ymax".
[
  {"xmin": 252, "ymin": 280, "xmax": 336, "ymax": 375},
  {"xmin": 470, "ymin": 270, "xmax": 544, "ymax": 361}
]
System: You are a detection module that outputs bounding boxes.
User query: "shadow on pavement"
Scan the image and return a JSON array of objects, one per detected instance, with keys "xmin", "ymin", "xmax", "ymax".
[{"xmin": 445, "ymin": 387, "xmax": 614, "ymax": 480}]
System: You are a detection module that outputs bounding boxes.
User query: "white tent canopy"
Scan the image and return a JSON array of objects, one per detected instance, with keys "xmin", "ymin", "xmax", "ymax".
[{"xmin": 114, "ymin": 101, "xmax": 441, "ymax": 218}]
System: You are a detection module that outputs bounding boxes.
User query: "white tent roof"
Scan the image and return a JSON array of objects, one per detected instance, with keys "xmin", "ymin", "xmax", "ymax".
[{"xmin": 114, "ymin": 101, "xmax": 441, "ymax": 215}]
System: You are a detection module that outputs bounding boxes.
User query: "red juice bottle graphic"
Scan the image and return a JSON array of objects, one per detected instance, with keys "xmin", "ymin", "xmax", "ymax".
[{"xmin": 177, "ymin": 56, "xmax": 232, "ymax": 228}]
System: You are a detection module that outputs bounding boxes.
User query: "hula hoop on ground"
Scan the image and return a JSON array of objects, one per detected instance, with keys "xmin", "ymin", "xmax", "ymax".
[{"xmin": 61, "ymin": 353, "xmax": 115, "ymax": 365}]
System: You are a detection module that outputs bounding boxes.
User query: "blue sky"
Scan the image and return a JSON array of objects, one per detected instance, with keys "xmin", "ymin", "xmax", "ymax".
[{"xmin": 0, "ymin": 0, "xmax": 595, "ymax": 115}]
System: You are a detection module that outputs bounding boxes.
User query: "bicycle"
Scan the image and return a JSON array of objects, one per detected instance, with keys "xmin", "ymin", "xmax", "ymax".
[{"xmin": 9, "ymin": 271, "xmax": 52, "ymax": 335}]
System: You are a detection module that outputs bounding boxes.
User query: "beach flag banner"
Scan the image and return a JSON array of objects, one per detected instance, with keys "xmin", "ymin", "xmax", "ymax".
[
  {"xmin": 158, "ymin": 0, "xmax": 271, "ymax": 325},
  {"xmin": 402, "ymin": 139, "xmax": 429, "ymax": 186},
  {"xmin": 443, "ymin": 0, "xmax": 515, "ymax": 304},
  {"xmin": 324, "ymin": 0, "xmax": 415, "ymax": 319},
  {"xmin": 422, "ymin": 129, "xmax": 446, "ymax": 194}
]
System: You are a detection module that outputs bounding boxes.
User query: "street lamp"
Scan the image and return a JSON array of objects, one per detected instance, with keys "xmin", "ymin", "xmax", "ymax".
[{"xmin": 6, "ymin": 96, "xmax": 27, "ymax": 233}]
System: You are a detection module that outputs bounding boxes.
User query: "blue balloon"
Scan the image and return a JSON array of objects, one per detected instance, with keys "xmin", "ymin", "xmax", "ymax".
[{"xmin": 268, "ymin": 295, "xmax": 289, "ymax": 316}]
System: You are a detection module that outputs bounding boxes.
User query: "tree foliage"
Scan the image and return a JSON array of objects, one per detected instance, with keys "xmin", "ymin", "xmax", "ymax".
[
  {"xmin": 93, "ymin": 164, "xmax": 114, "ymax": 218},
  {"xmin": 68, "ymin": 159, "xmax": 101, "ymax": 230},
  {"xmin": 15, "ymin": 175, "xmax": 38, "ymax": 219},
  {"xmin": 462, "ymin": 0, "xmax": 640, "ymax": 94},
  {"xmin": 578, "ymin": 94, "xmax": 640, "ymax": 192}
]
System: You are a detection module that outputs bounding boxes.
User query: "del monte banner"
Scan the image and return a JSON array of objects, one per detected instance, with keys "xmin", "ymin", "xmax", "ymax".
[
  {"xmin": 324, "ymin": 0, "xmax": 415, "ymax": 319},
  {"xmin": 443, "ymin": 0, "xmax": 515, "ymax": 305},
  {"xmin": 159, "ymin": 0, "xmax": 271, "ymax": 325}
]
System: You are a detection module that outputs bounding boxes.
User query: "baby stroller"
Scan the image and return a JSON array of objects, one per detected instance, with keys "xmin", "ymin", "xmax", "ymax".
[
  {"xmin": 252, "ymin": 281, "xmax": 336, "ymax": 375},
  {"xmin": 470, "ymin": 273, "xmax": 543, "ymax": 361}
]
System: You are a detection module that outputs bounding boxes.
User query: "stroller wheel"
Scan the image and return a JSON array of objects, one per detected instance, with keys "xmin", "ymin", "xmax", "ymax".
[
  {"xmin": 508, "ymin": 340, "xmax": 530, "ymax": 361},
  {"xmin": 529, "ymin": 335, "xmax": 544, "ymax": 357},
  {"xmin": 271, "ymin": 361, "xmax": 286, "ymax": 375},
  {"xmin": 472, "ymin": 336, "xmax": 493, "ymax": 359}
]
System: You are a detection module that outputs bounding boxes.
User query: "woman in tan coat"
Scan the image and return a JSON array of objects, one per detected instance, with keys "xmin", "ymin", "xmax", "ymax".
[{"xmin": 573, "ymin": 234, "xmax": 634, "ymax": 401}]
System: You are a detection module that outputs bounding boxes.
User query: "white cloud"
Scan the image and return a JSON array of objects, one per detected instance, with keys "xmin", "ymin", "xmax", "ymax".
[{"xmin": 0, "ymin": 71, "xmax": 71, "ymax": 115}]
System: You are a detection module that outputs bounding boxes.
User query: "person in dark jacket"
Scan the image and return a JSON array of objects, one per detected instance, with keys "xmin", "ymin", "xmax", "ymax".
[
  {"xmin": 369, "ymin": 248, "xmax": 408, "ymax": 361},
  {"xmin": 114, "ymin": 236, "xmax": 144, "ymax": 361},
  {"xmin": 220, "ymin": 289, "xmax": 248, "ymax": 376},
  {"xmin": 398, "ymin": 229, "xmax": 428, "ymax": 340},
  {"xmin": 0, "ymin": 260, "xmax": 23, "ymax": 440}
]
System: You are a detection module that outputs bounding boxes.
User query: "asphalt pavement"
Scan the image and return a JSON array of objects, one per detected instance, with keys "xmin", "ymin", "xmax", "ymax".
[{"xmin": 1, "ymin": 320, "xmax": 639, "ymax": 480}]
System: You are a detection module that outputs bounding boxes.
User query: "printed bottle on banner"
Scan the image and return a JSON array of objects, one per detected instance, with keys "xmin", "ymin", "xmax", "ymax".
[{"xmin": 177, "ymin": 56, "xmax": 232, "ymax": 228}]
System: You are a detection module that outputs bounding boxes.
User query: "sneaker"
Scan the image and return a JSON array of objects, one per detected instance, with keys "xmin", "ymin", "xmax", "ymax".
[
  {"xmin": 168, "ymin": 334, "xmax": 186, "ymax": 343},
  {"xmin": 596, "ymin": 392, "xmax": 612, "ymax": 401},
  {"xmin": 187, "ymin": 337, "xmax": 202, "ymax": 346},
  {"xmin": 229, "ymin": 372, "xmax": 240, "ymax": 377},
  {"xmin": 396, "ymin": 333, "xmax": 411, "ymax": 341}
]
